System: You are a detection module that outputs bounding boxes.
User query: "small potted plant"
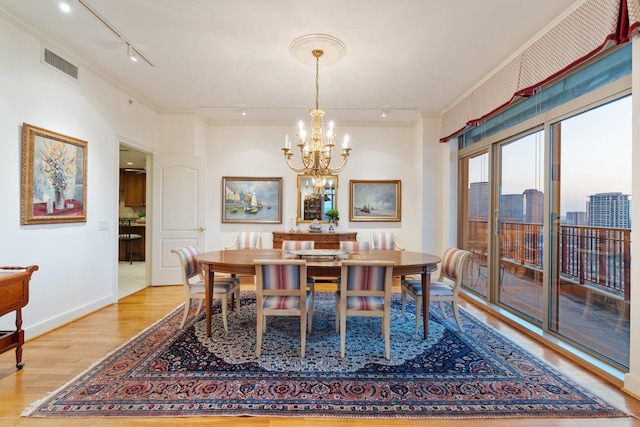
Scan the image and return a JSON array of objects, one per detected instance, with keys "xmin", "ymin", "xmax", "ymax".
[{"xmin": 325, "ymin": 209, "xmax": 339, "ymax": 232}]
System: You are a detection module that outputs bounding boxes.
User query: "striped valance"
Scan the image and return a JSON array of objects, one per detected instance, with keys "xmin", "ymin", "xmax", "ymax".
[{"xmin": 440, "ymin": 0, "xmax": 640, "ymax": 142}]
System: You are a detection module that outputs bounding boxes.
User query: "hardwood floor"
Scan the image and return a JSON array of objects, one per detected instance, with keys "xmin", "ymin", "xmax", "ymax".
[{"xmin": 1, "ymin": 282, "xmax": 639, "ymax": 427}]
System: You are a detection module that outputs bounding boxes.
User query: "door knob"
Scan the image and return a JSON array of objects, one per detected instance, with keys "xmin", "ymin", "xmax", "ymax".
[{"xmin": 197, "ymin": 227, "xmax": 205, "ymax": 232}]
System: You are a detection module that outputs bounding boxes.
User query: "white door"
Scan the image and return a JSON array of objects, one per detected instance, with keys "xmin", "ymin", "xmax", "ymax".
[{"xmin": 151, "ymin": 154, "xmax": 206, "ymax": 286}]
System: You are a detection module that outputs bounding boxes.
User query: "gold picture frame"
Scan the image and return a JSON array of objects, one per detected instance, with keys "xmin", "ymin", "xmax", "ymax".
[
  {"xmin": 349, "ymin": 180, "xmax": 401, "ymax": 222},
  {"xmin": 20, "ymin": 123, "xmax": 88, "ymax": 225},
  {"xmin": 222, "ymin": 176, "xmax": 282, "ymax": 223}
]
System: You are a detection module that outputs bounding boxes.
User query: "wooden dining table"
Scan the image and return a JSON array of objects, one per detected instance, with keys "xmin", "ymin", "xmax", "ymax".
[{"xmin": 196, "ymin": 249, "xmax": 441, "ymax": 339}]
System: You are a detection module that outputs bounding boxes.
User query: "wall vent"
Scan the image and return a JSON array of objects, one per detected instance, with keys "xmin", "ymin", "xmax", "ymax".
[{"xmin": 42, "ymin": 47, "xmax": 79, "ymax": 80}]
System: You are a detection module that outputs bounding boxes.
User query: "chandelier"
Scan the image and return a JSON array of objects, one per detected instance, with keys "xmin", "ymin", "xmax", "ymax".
[
  {"xmin": 282, "ymin": 48, "xmax": 351, "ymax": 177},
  {"xmin": 306, "ymin": 176, "xmax": 334, "ymax": 200}
]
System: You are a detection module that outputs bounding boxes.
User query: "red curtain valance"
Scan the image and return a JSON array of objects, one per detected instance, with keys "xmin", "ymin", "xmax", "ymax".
[{"xmin": 440, "ymin": 0, "xmax": 640, "ymax": 142}]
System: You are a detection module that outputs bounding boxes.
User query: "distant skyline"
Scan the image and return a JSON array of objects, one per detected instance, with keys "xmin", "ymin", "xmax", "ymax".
[{"xmin": 468, "ymin": 95, "xmax": 631, "ymax": 216}]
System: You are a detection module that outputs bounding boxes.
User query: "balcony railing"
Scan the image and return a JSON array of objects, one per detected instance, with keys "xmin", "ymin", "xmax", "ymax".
[{"xmin": 468, "ymin": 220, "xmax": 631, "ymax": 301}]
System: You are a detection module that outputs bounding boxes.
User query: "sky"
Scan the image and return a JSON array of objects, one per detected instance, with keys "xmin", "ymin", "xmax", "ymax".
[{"xmin": 468, "ymin": 95, "xmax": 631, "ymax": 216}]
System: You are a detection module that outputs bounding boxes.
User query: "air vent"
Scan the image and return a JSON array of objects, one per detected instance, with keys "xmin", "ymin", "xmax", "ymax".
[{"xmin": 42, "ymin": 47, "xmax": 79, "ymax": 80}]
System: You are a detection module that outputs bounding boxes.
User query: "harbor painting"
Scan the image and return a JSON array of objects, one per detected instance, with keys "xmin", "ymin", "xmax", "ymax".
[
  {"xmin": 222, "ymin": 177, "xmax": 282, "ymax": 223},
  {"xmin": 350, "ymin": 180, "xmax": 401, "ymax": 222}
]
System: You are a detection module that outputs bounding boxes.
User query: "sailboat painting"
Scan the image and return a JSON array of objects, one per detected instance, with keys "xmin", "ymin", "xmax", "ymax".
[
  {"xmin": 350, "ymin": 180, "xmax": 401, "ymax": 222},
  {"xmin": 222, "ymin": 177, "xmax": 282, "ymax": 223}
]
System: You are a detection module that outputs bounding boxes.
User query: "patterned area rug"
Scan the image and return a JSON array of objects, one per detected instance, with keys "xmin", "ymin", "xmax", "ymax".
[{"xmin": 24, "ymin": 292, "xmax": 627, "ymax": 419}]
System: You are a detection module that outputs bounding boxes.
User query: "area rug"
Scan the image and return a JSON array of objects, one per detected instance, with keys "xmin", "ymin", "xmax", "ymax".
[{"xmin": 23, "ymin": 291, "xmax": 627, "ymax": 419}]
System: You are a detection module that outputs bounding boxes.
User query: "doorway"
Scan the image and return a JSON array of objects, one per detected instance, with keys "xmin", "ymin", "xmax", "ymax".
[{"xmin": 118, "ymin": 144, "xmax": 149, "ymax": 298}]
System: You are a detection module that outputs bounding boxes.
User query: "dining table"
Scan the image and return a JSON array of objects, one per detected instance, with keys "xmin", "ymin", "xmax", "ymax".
[{"xmin": 196, "ymin": 249, "xmax": 441, "ymax": 339}]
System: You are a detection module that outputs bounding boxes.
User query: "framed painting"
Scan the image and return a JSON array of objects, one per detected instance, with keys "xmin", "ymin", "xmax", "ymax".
[
  {"xmin": 222, "ymin": 177, "xmax": 282, "ymax": 223},
  {"xmin": 350, "ymin": 180, "xmax": 401, "ymax": 222},
  {"xmin": 20, "ymin": 123, "xmax": 88, "ymax": 225}
]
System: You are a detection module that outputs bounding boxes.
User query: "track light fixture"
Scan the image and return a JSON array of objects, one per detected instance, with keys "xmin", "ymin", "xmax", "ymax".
[
  {"xmin": 127, "ymin": 44, "xmax": 138, "ymax": 62},
  {"xmin": 380, "ymin": 108, "xmax": 388, "ymax": 118}
]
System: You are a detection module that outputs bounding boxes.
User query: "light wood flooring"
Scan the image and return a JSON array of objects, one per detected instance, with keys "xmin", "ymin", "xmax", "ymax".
[{"xmin": 1, "ymin": 281, "xmax": 639, "ymax": 427}]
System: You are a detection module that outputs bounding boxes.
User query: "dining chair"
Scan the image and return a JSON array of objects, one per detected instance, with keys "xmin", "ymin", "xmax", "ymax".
[
  {"xmin": 225, "ymin": 231, "xmax": 262, "ymax": 250},
  {"xmin": 254, "ymin": 259, "xmax": 314, "ymax": 358},
  {"xmin": 172, "ymin": 245, "xmax": 241, "ymax": 330},
  {"xmin": 370, "ymin": 232, "xmax": 405, "ymax": 251},
  {"xmin": 281, "ymin": 240, "xmax": 315, "ymax": 251},
  {"xmin": 401, "ymin": 247, "xmax": 471, "ymax": 332},
  {"xmin": 339, "ymin": 240, "xmax": 371, "ymax": 253},
  {"xmin": 335, "ymin": 260, "xmax": 394, "ymax": 359},
  {"xmin": 118, "ymin": 218, "xmax": 143, "ymax": 264},
  {"xmin": 281, "ymin": 241, "xmax": 317, "ymax": 286}
]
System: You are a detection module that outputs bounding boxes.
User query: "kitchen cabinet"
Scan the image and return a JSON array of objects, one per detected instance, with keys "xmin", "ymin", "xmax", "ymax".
[{"xmin": 124, "ymin": 172, "xmax": 146, "ymax": 207}]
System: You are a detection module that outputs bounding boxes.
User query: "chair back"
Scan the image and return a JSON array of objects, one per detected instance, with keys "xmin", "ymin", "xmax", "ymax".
[
  {"xmin": 370, "ymin": 232, "xmax": 404, "ymax": 250},
  {"xmin": 339, "ymin": 241, "xmax": 370, "ymax": 253},
  {"xmin": 226, "ymin": 231, "xmax": 262, "ymax": 250},
  {"xmin": 439, "ymin": 248, "xmax": 471, "ymax": 289},
  {"xmin": 254, "ymin": 259, "xmax": 307, "ymax": 302},
  {"xmin": 282, "ymin": 240, "xmax": 315, "ymax": 251},
  {"xmin": 341, "ymin": 260, "xmax": 394, "ymax": 297},
  {"xmin": 171, "ymin": 245, "xmax": 202, "ymax": 284}
]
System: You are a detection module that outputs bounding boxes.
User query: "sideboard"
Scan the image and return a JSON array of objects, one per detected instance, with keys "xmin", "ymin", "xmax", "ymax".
[
  {"xmin": 272, "ymin": 231, "xmax": 357, "ymax": 249},
  {"xmin": 0, "ymin": 265, "xmax": 38, "ymax": 370}
]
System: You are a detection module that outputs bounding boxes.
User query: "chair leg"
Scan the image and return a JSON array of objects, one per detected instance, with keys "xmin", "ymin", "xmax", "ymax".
[
  {"xmin": 452, "ymin": 301, "xmax": 464, "ymax": 332},
  {"xmin": 334, "ymin": 294, "xmax": 340, "ymax": 333},
  {"xmin": 300, "ymin": 312, "xmax": 307, "ymax": 358},
  {"xmin": 256, "ymin": 313, "xmax": 263, "ymax": 357},
  {"xmin": 438, "ymin": 301, "xmax": 447, "ymax": 319},
  {"xmin": 384, "ymin": 314, "xmax": 390, "ymax": 360},
  {"xmin": 414, "ymin": 297, "xmax": 422, "ymax": 334},
  {"xmin": 234, "ymin": 288, "xmax": 241, "ymax": 313},
  {"xmin": 340, "ymin": 313, "xmax": 347, "ymax": 358},
  {"xmin": 180, "ymin": 298, "xmax": 192, "ymax": 328},
  {"xmin": 401, "ymin": 290, "xmax": 406, "ymax": 315},
  {"xmin": 221, "ymin": 295, "xmax": 228, "ymax": 332}
]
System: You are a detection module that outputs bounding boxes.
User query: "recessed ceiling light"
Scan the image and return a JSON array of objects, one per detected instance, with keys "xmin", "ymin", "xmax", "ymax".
[{"xmin": 59, "ymin": 0, "xmax": 72, "ymax": 13}]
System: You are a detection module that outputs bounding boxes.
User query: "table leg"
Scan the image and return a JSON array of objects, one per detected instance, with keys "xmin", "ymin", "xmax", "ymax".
[
  {"xmin": 206, "ymin": 268, "xmax": 214, "ymax": 337},
  {"xmin": 421, "ymin": 270, "xmax": 431, "ymax": 339}
]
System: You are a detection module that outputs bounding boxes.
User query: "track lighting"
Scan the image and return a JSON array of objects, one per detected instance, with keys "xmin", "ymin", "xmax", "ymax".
[
  {"xmin": 380, "ymin": 108, "xmax": 388, "ymax": 118},
  {"xmin": 241, "ymin": 106, "xmax": 247, "ymax": 116},
  {"xmin": 127, "ymin": 44, "xmax": 138, "ymax": 62}
]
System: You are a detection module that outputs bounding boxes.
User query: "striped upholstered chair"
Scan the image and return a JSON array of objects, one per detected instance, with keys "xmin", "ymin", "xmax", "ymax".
[
  {"xmin": 254, "ymin": 259, "xmax": 314, "ymax": 358},
  {"xmin": 335, "ymin": 260, "xmax": 394, "ymax": 360},
  {"xmin": 171, "ymin": 245, "xmax": 241, "ymax": 330},
  {"xmin": 370, "ymin": 232, "xmax": 405, "ymax": 251},
  {"xmin": 225, "ymin": 231, "xmax": 262, "ymax": 250},
  {"xmin": 281, "ymin": 240, "xmax": 314, "ymax": 251},
  {"xmin": 339, "ymin": 240, "xmax": 371, "ymax": 253},
  {"xmin": 401, "ymin": 247, "xmax": 471, "ymax": 332},
  {"xmin": 281, "ymin": 240, "xmax": 317, "ymax": 286}
]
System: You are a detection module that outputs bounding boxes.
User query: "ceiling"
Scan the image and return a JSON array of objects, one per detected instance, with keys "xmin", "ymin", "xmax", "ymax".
[{"xmin": 0, "ymin": 0, "xmax": 580, "ymax": 127}]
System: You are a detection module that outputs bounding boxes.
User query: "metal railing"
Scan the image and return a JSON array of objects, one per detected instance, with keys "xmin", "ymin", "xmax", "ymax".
[{"xmin": 467, "ymin": 220, "xmax": 631, "ymax": 301}]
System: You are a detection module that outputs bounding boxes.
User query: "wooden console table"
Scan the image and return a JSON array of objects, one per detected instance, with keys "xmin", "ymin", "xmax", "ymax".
[
  {"xmin": 272, "ymin": 231, "xmax": 357, "ymax": 249},
  {"xmin": 0, "ymin": 265, "xmax": 38, "ymax": 370}
]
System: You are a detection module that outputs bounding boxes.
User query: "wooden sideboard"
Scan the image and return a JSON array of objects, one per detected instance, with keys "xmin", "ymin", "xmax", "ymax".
[
  {"xmin": 0, "ymin": 265, "xmax": 38, "ymax": 370},
  {"xmin": 272, "ymin": 231, "xmax": 357, "ymax": 249}
]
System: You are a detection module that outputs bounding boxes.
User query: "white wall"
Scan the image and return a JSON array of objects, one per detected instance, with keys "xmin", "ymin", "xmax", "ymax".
[
  {"xmin": 206, "ymin": 122, "xmax": 443, "ymax": 252},
  {"xmin": 0, "ymin": 14, "xmax": 160, "ymax": 338}
]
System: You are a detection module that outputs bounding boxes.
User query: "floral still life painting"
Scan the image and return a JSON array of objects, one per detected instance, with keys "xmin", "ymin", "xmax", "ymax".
[{"xmin": 21, "ymin": 123, "xmax": 87, "ymax": 225}]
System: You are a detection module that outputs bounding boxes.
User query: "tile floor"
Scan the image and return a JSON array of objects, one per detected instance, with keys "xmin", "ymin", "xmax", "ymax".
[{"xmin": 118, "ymin": 261, "xmax": 147, "ymax": 299}]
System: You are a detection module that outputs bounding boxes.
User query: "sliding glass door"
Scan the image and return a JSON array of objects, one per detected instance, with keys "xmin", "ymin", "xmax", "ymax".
[
  {"xmin": 548, "ymin": 96, "xmax": 631, "ymax": 367},
  {"xmin": 460, "ymin": 151, "xmax": 489, "ymax": 298},
  {"xmin": 496, "ymin": 130, "xmax": 545, "ymax": 323}
]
